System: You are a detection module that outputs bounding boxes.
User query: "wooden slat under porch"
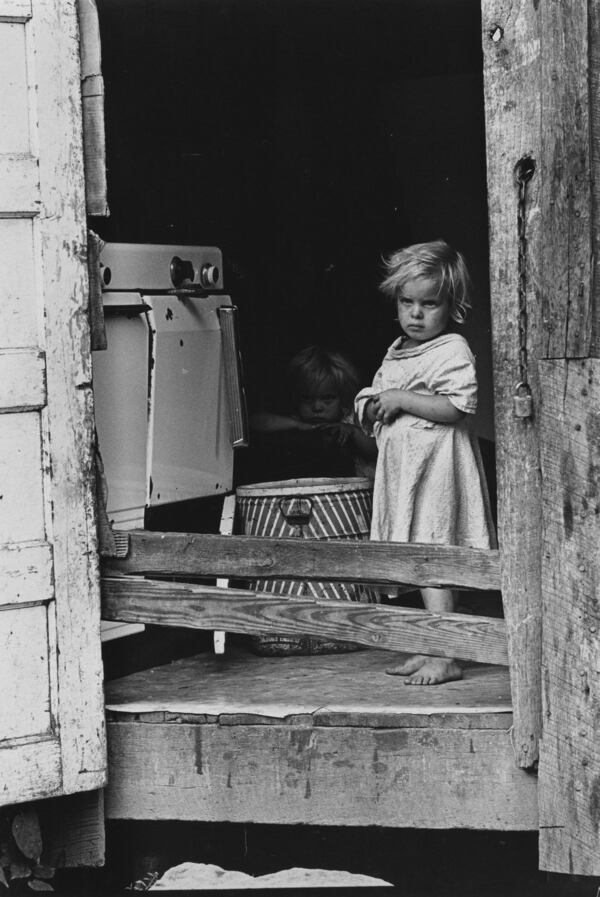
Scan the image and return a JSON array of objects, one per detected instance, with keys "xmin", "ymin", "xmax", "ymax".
[{"xmin": 104, "ymin": 647, "xmax": 538, "ymax": 830}]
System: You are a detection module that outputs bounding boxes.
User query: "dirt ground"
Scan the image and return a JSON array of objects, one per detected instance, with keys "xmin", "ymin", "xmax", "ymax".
[{"xmin": 51, "ymin": 822, "xmax": 600, "ymax": 895}]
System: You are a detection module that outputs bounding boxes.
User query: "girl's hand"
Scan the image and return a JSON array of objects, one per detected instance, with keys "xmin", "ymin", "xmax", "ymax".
[
  {"xmin": 371, "ymin": 389, "xmax": 405, "ymax": 424},
  {"xmin": 364, "ymin": 399, "xmax": 378, "ymax": 425},
  {"xmin": 291, "ymin": 417, "xmax": 321, "ymax": 431}
]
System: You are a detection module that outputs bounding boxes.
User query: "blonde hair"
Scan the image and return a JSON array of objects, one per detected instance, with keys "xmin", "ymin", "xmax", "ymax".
[
  {"xmin": 286, "ymin": 345, "xmax": 360, "ymax": 414},
  {"xmin": 380, "ymin": 239, "xmax": 472, "ymax": 324}
]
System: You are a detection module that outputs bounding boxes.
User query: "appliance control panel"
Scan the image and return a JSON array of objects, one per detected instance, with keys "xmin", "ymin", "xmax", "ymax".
[{"xmin": 100, "ymin": 242, "xmax": 224, "ymax": 293}]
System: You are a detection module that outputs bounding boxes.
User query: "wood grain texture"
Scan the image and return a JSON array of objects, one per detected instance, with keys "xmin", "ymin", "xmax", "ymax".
[
  {"xmin": 34, "ymin": 0, "xmax": 106, "ymax": 796},
  {"xmin": 0, "ymin": 542, "xmax": 53, "ymax": 606},
  {"xmin": 540, "ymin": 2, "xmax": 592, "ymax": 358},
  {"xmin": 481, "ymin": 0, "xmax": 543, "ymax": 768},
  {"xmin": 105, "ymin": 647, "xmax": 513, "ymax": 723},
  {"xmin": 0, "ymin": 348, "xmax": 46, "ymax": 412},
  {"xmin": 105, "ymin": 720, "xmax": 537, "ymax": 830},
  {"xmin": 40, "ymin": 790, "xmax": 105, "ymax": 867},
  {"xmin": 538, "ymin": 360, "xmax": 600, "ymax": 875},
  {"xmin": 102, "ymin": 576, "xmax": 508, "ymax": 665},
  {"xmin": 107, "ymin": 530, "xmax": 501, "ymax": 591},
  {"xmin": 590, "ymin": 0, "xmax": 600, "ymax": 355}
]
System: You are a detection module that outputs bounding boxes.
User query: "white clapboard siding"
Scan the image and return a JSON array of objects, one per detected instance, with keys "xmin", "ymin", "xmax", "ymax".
[{"xmin": 0, "ymin": 0, "xmax": 106, "ymax": 805}]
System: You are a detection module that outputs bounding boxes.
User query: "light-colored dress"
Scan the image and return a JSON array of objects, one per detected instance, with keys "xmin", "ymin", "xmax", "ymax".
[{"xmin": 354, "ymin": 333, "xmax": 496, "ymax": 548}]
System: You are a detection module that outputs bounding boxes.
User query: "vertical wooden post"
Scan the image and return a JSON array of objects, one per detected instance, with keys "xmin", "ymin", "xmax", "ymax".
[
  {"xmin": 480, "ymin": 0, "xmax": 543, "ymax": 768},
  {"xmin": 536, "ymin": 0, "xmax": 598, "ymax": 876},
  {"xmin": 589, "ymin": 0, "xmax": 600, "ymax": 355},
  {"xmin": 538, "ymin": 360, "xmax": 600, "ymax": 875}
]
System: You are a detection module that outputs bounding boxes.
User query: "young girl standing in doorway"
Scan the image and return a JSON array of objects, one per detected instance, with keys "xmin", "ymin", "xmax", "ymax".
[{"xmin": 355, "ymin": 240, "xmax": 496, "ymax": 685}]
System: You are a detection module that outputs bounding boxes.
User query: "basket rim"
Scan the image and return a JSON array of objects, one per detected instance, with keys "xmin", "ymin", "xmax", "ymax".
[{"xmin": 235, "ymin": 476, "xmax": 372, "ymax": 497}]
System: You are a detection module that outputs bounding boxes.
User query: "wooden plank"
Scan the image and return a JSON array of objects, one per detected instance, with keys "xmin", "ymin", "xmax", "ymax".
[
  {"xmin": 540, "ymin": 2, "xmax": 592, "ymax": 358},
  {"xmin": 35, "ymin": 0, "xmax": 106, "ymax": 796},
  {"xmin": 0, "ymin": 348, "xmax": 46, "ymax": 412},
  {"xmin": 0, "ymin": 541, "xmax": 53, "ymax": 606},
  {"xmin": 106, "ymin": 530, "xmax": 502, "ymax": 591},
  {"xmin": 538, "ymin": 359, "xmax": 600, "ymax": 875},
  {"xmin": 590, "ymin": 0, "xmax": 600, "ymax": 355},
  {"xmin": 0, "ymin": 413, "xmax": 45, "ymax": 544},
  {"xmin": 105, "ymin": 648, "xmax": 513, "ymax": 723},
  {"xmin": 101, "ymin": 576, "xmax": 508, "ymax": 665},
  {"xmin": 105, "ymin": 720, "xmax": 537, "ymax": 830},
  {"xmin": 481, "ymin": 0, "xmax": 543, "ymax": 768},
  {"xmin": 0, "ymin": 604, "xmax": 52, "ymax": 740},
  {"xmin": 0, "ymin": 738, "xmax": 61, "ymax": 805}
]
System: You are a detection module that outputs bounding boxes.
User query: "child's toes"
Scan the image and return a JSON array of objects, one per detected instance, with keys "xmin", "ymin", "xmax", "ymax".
[{"xmin": 404, "ymin": 674, "xmax": 424, "ymax": 685}]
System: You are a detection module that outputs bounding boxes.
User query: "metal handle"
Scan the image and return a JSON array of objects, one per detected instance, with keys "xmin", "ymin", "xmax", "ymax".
[
  {"xmin": 218, "ymin": 305, "xmax": 249, "ymax": 448},
  {"xmin": 279, "ymin": 497, "xmax": 313, "ymax": 526}
]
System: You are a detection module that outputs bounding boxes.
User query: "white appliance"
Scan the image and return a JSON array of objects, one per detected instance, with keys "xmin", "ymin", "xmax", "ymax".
[{"xmin": 92, "ymin": 242, "xmax": 247, "ymax": 641}]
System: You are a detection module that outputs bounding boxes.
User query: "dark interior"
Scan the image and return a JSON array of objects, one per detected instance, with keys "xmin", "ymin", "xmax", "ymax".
[
  {"xmin": 94, "ymin": 0, "xmax": 501, "ymax": 675},
  {"xmin": 93, "ymin": 0, "xmax": 493, "ymax": 445}
]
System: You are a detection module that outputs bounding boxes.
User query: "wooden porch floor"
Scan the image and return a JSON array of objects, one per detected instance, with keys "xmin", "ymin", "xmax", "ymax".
[{"xmin": 104, "ymin": 647, "xmax": 538, "ymax": 830}]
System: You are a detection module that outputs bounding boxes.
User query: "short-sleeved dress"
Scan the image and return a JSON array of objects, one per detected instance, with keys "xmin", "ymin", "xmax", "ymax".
[{"xmin": 354, "ymin": 333, "xmax": 496, "ymax": 549}]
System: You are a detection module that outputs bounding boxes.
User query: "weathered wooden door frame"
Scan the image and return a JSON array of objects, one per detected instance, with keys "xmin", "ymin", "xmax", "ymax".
[{"xmin": 482, "ymin": 0, "xmax": 600, "ymax": 876}]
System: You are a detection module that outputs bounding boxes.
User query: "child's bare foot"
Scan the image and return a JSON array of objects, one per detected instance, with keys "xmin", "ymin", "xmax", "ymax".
[{"xmin": 385, "ymin": 654, "xmax": 462, "ymax": 685}]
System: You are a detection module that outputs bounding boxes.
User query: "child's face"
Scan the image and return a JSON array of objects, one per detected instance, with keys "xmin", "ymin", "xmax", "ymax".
[
  {"xmin": 396, "ymin": 276, "xmax": 450, "ymax": 342},
  {"xmin": 296, "ymin": 380, "xmax": 343, "ymax": 424}
]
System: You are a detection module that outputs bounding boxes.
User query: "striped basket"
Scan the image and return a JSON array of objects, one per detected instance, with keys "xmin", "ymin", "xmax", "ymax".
[{"xmin": 235, "ymin": 477, "xmax": 379, "ymax": 655}]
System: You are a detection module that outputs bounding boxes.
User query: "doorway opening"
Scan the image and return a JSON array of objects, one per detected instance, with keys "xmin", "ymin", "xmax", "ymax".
[{"xmin": 94, "ymin": 0, "xmax": 502, "ymax": 676}]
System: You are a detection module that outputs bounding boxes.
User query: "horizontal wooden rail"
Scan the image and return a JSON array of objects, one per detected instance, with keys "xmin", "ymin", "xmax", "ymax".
[
  {"xmin": 101, "ymin": 576, "xmax": 508, "ymax": 666},
  {"xmin": 104, "ymin": 531, "xmax": 501, "ymax": 591}
]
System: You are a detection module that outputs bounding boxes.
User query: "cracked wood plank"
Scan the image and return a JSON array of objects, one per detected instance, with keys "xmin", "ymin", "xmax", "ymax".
[
  {"xmin": 101, "ymin": 575, "xmax": 508, "ymax": 665},
  {"xmin": 105, "ymin": 530, "xmax": 501, "ymax": 591},
  {"xmin": 105, "ymin": 720, "xmax": 537, "ymax": 829}
]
